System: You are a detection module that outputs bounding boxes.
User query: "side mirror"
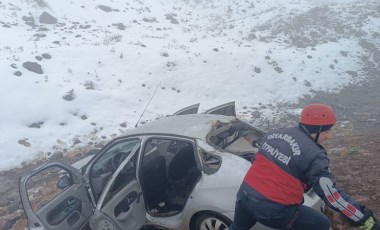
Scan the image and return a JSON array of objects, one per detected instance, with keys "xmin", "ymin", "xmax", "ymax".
[{"xmin": 57, "ymin": 175, "xmax": 72, "ymax": 189}]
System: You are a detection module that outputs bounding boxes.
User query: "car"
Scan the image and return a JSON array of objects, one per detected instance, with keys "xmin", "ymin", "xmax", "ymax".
[{"xmin": 19, "ymin": 102, "xmax": 323, "ymax": 230}]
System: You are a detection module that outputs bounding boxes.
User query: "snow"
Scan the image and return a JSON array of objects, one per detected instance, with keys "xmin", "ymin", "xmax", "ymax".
[{"xmin": 0, "ymin": 0, "xmax": 379, "ymax": 170}]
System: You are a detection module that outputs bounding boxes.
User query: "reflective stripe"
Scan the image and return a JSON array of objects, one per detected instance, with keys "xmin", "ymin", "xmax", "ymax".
[{"xmin": 319, "ymin": 177, "xmax": 364, "ymax": 221}]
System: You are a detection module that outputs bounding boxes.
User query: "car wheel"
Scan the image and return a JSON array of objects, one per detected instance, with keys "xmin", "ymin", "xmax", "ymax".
[{"xmin": 194, "ymin": 213, "xmax": 231, "ymax": 230}]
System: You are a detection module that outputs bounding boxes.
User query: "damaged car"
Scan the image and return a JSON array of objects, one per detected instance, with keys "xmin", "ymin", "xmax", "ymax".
[{"xmin": 19, "ymin": 102, "xmax": 323, "ymax": 230}]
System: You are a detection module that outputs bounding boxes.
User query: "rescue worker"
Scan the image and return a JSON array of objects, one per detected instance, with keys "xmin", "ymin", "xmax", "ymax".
[{"xmin": 229, "ymin": 103, "xmax": 380, "ymax": 230}]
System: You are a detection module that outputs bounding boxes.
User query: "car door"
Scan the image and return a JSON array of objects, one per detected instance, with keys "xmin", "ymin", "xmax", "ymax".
[
  {"xmin": 89, "ymin": 139, "xmax": 146, "ymax": 230},
  {"xmin": 172, "ymin": 103, "xmax": 200, "ymax": 116},
  {"xmin": 205, "ymin": 101, "xmax": 236, "ymax": 116},
  {"xmin": 140, "ymin": 135, "xmax": 203, "ymax": 229},
  {"xmin": 19, "ymin": 162, "xmax": 93, "ymax": 230}
]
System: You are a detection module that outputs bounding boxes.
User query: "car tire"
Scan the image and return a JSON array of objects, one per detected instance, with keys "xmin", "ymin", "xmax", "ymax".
[{"xmin": 194, "ymin": 213, "xmax": 231, "ymax": 230}]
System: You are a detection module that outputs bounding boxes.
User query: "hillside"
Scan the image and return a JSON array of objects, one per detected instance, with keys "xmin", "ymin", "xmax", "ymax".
[{"xmin": 0, "ymin": 0, "xmax": 380, "ymax": 229}]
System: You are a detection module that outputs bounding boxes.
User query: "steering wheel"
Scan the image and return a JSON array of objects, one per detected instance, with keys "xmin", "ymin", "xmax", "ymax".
[{"xmin": 110, "ymin": 152, "xmax": 128, "ymax": 171}]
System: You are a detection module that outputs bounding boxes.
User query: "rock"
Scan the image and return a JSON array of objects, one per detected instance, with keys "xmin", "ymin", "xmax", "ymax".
[
  {"xmin": 98, "ymin": 5, "xmax": 112, "ymax": 12},
  {"xmin": 28, "ymin": 122, "xmax": 44, "ymax": 128},
  {"xmin": 251, "ymin": 111, "xmax": 261, "ymax": 118},
  {"xmin": 18, "ymin": 139, "xmax": 31, "ymax": 147},
  {"xmin": 25, "ymin": 21, "xmax": 35, "ymax": 27},
  {"xmin": 73, "ymin": 138, "xmax": 81, "ymax": 146},
  {"xmin": 114, "ymin": 23, "xmax": 126, "ymax": 30},
  {"xmin": 35, "ymin": 56, "xmax": 43, "ymax": 61},
  {"xmin": 274, "ymin": 66, "xmax": 283, "ymax": 73},
  {"xmin": 49, "ymin": 151, "xmax": 64, "ymax": 160},
  {"xmin": 34, "ymin": 33, "xmax": 46, "ymax": 38},
  {"xmin": 254, "ymin": 67, "xmax": 261, "ymax": 73},
  {"xmin": 79, "ymin": 24, "xmax": 91, "ymax": 29},
  {"xmin": 22, "ymin": 16, "xmax": 34, "ymax": 22},
  {"xmin": 39, "ymin": 12, "xmax": 57, "ymax": 24},
  {"xmin": 38, "ymin": 27, "xmax": 49, "ymax": 32},
  {"xmin": 166, "ymin": 14, "xmax": 179, "ymax": 24},
  {"xmin": 213, "ymin": 48, "xmax": 219, "ymax": 52},
  {"xmin": 143, "ymin": 18, "xmax": 157, "ymax": 23},
  {"xmin": 22, "ymin": 61, "xmax": 43, "ymax": 74},
  {"xmin": 42, "ymin": 53, "xmax": 51, "ymax": 59},
  {"xmin": 247, "ymin": 34, "xmax": 257, "ymax": 41},
  {"xmin": 13, "ymin": 71, "xmax": 22, "ymax": 77},
  {"xmin": 340, "ymin": 51, "xmax": 348, "ymax": 57},
  {"xmin": 330, "ymin": 147, "xmax": 347, "ymax": 155},
  {"xmin": 120, "ymin": 122, "xmax": 127, "ymax": 128}
]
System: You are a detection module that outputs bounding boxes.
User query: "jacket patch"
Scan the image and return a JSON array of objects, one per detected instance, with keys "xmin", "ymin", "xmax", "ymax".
[
  {"xmin": 267, "ymin": 133, "xmax": 300, "ymax": 156},
  {"xmin": 262, "ymin": 141, "xmax": 291, "ymax": 165}
]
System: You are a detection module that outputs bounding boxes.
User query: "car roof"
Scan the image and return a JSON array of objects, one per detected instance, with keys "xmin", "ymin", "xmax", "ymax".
[{"xmin": 122, "ymin": 114, "xmax": 236, "ymax": 140}]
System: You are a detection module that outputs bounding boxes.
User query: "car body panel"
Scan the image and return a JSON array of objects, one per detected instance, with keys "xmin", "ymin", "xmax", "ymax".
[
  {"xmin": 205, "ymin": 101, "xmax": 236, "ymax": 117},
  {"xmin": 172, "ymin": 103, "xmax": 200, "ymax": 116}
]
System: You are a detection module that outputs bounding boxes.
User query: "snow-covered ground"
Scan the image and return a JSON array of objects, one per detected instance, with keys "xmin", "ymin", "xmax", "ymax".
[{"xmin": 0, "ymin": 0, "xmax": 379, "ymax": 170}]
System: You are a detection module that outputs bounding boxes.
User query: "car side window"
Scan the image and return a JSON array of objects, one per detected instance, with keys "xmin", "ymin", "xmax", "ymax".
[
  {"xmin": 90, "ymin": 139, "xmax": 140, "ymax": 200},
  {"xmin": 103, "ymin": 149, "xmax": 138, "ymax": 204},
  {"xmin": 196, "ymin": 139, "xmax": 222, "ymax": 174},
  {"xmin": 25, "ymin": 166, "xmax": 74, "ymax": 212}
]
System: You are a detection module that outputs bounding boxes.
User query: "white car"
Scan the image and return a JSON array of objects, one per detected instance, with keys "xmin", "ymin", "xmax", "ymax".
[{"xmin": 19, "ymin": 102, "xmax": 323, "ymax": 230}]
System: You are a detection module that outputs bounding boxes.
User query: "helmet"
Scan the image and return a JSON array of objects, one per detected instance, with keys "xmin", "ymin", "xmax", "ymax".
[{"xmin": 300, "ymin": 104, "xmax": 336, "ymax": 126}]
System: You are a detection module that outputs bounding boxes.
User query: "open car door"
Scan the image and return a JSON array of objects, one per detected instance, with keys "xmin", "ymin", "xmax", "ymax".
[
  {"xmin": 89, "ymin": 142, "xmax": 146, "ymax": 230},
  {"xmin": 205, "ymin": 101, "xmax": 236, "ymax": 116},
  {"xmin": 172, "ymin": 103, "xmax": 200, "ymax": 116},
  {"xmin": 19, "ymin": 162, "xmax": 93, "ymax": 230}
]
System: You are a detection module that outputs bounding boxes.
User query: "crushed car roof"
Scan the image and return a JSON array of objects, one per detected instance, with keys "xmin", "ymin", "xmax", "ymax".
[{"xmin": 122, "ymin": 114, "xmax": 236, "ymax": 139}]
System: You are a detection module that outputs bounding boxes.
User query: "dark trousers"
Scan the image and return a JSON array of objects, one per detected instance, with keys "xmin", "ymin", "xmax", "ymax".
[{"xmin": 229, "ymin": 187, "xmax": 330, "ymax": 230}]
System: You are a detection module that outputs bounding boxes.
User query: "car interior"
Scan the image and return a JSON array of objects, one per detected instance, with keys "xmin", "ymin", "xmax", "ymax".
[
  {"xmin": 208, "ymin": 119, "xmax": 264, "ymax": 161},
  {"xmin": 141, "ymin": 138, "xmax": 202, "ymax": 217}
]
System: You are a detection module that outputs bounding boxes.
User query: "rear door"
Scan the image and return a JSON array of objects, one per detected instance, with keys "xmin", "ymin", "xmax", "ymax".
[
  {"xmin": 205, "ymin": 101, "xmax": 236, "ymax": 116},
  {"xmin": 172, "ymin": 103, "xmax": 200, "ymax": 116},
  {"xmin": 19, "ymin": 162, "xmax": 93, "ymax": 230}
]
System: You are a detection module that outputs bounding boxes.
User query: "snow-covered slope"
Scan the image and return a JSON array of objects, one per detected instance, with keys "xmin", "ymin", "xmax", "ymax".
[{"xmin": 0, "ymin": 0, "xmax": 379, "ymax": 170}]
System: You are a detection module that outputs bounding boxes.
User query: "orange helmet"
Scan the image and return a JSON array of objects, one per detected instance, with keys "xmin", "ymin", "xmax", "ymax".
[{"xmin": 300, "ymin": 104, "xmax": 336, "ymax": 126}]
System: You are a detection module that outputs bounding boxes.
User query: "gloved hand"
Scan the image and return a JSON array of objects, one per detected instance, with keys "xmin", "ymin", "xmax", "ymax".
[
  {"xmin": 349, "ymin": 206, "xmax": 374, "ymax": 228},
  {"xmin": 358, "ymin": 216, "xmax": 377, "ymax": 230}
]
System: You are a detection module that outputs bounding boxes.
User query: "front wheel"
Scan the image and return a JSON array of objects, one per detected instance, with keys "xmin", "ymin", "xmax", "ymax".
[{"xmin": 194, "ymin": 213, "xmax": 231, "ymax": 230}]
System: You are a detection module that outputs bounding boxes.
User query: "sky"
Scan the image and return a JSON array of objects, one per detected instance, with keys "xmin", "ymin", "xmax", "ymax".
[{"xmin": 0, "ymin": 0, "xmax": 379, "ymax": 170}]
